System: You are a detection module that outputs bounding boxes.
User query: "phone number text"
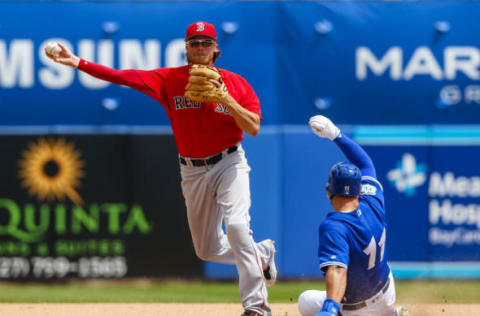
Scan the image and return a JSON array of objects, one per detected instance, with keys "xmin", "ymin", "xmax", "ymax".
[{"xmin": 0, "ymin": 256, "xmax": 127, "ymax": 278}]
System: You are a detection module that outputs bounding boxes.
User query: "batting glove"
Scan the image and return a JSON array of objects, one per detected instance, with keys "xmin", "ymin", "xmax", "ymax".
[
  {"xmin": 309, "ymin": 115, "xmax": 340, "ymax": 141},
  {"xmin": 315, "ymin": 298, "xmax": 340, "ymax": 316}
]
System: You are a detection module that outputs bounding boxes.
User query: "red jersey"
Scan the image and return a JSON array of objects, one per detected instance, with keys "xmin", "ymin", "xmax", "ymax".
[{"xmin": 78, "ymin": 60, "xmax": 262, "ymax": 158}]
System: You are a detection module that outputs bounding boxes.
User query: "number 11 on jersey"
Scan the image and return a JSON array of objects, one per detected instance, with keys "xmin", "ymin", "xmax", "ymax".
[{"xmin": 363, "ymin": 228, "xmax": 386, "ymax": 270}]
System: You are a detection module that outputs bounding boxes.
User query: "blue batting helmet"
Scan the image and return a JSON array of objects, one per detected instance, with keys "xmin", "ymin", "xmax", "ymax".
[{"xmin": 326, "ymin": 162, "xmax": 361, "ymax": 199}]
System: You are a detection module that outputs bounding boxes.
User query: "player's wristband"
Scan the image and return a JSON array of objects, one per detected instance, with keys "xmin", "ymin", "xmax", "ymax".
[{"xmin": 321, "ymin": 298, "xmax": 340, "ymax": 315}]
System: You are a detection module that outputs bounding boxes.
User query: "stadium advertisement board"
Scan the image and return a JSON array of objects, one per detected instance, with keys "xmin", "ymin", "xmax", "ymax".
[
  {"xmin": 358, "ymin": 129, "xmax": 480, "ymax": 263},
  {"xmin": 0, "ymin": 135, "xmax": 201, "ymax": 279},
  {"xmin": 0, "ymin": 1, "xmax": 479, "ymax": 279},
  {"xmin": 274, "ymin": 1, "xmax": 480, "ymax": 125},
  {"xmin": 1, "ymin": 1, "xmax": 480, "ymax": 126}
]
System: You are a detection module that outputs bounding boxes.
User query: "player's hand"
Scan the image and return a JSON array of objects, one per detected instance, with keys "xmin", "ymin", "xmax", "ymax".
[
  {"xmin": 309, "ymin": 115, "xmax": 340, "ymax": 141},
  {"xmin": 44, "ymin": 43, "xmax": 80, "ymax": 68}
]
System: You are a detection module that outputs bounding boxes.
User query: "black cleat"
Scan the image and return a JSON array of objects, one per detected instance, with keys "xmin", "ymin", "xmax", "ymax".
[{"xmin": 240, "ymin": 310, "xmax": 261, "ymax": 316}]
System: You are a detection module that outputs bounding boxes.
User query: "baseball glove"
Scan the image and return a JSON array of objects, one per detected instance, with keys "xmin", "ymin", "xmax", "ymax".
[{"xmin": 185, "ymin": 64, "xmax": 229, "ymax": 103}]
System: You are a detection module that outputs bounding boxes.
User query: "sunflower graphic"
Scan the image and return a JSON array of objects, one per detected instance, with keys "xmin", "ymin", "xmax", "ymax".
[{"xmin": 18, "ymin": 138, "xmax": 85, "ymax": 205}]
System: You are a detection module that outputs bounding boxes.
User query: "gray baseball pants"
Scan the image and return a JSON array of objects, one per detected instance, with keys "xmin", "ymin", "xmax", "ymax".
[{"xmin": 180, "ymin": 144, "xmax": 271, "ymax": 315}]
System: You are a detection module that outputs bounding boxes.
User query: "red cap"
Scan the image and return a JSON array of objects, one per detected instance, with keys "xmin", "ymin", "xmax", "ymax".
[{"xmin": 185, "ymin": 21, "xmax": 217, "ymax": 40}]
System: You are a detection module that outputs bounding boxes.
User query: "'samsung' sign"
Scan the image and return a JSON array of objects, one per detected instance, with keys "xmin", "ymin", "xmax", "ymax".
[{"xmin": 0, "ymin": 38, "xmax": 186, "ymax": 89}]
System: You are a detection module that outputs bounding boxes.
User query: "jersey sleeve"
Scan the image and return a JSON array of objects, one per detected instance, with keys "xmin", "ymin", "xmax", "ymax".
[
  {"xmin": 134, "ymin": 68, "xmax": 169, "ymax": 106},
  {"xmin": 78, "ymin": 59, "xmax": 168, "ymax": 106},
  {"xmin": 236, "ymin": 76, "xmax": 263, "ymax": 120},
  {"xmin": 334, "ymin": 133, "xmax": 376, "ymax": 178},
  {"xmin": 360, "ymin": 176, "xmax": 385, "ymax": 209},
  {"xmin": 318, "ymin": 223, "xmax": 350, "ymax": 272}
]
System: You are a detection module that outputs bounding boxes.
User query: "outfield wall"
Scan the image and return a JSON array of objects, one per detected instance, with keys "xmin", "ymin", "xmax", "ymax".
[
  {"xmin": 210, "ymin": 128, "xmax": 480, "ymax": 279},
  {"xmin": 2, "ymin": 128, "xmax": 477, "ymax": 280},
  {"xmin": 0, "ymin": 1, "xmax": 479, "ymax": 279}
]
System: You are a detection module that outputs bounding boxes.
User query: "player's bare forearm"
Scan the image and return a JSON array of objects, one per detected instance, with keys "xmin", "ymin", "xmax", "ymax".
[
  {"xmin": 325, "ymin": 265, "xmax": 347, "ymax": 303},
  {"xmin": 223, "ymin": 95, "xmax": 260, "ymax": 136}
]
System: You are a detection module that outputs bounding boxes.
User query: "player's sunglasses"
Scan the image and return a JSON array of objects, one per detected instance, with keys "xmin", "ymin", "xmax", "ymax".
[{"xmin": 187, "ymin": 39, "xmax": 215, "ymax": 48}]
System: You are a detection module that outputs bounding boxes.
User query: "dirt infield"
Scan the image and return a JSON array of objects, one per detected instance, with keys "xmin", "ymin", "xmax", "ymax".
[{"xmin": 0, "ymin": 303, "xmax": 478, "ymax": 316}]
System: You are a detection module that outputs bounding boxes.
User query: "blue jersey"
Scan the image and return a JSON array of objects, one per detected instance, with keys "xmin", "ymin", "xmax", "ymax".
[{"xmin": 317, "ymin": 176, "xmax": 390, "ymax": 304}]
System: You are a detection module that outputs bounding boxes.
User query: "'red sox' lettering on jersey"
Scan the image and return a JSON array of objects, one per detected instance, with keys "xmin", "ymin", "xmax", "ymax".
[{"xmin": 173, "ymin": 96, "xmax": 201, "ymax": 109}]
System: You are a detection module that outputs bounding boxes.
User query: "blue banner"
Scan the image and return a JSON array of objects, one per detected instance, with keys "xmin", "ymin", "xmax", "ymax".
[
  {"xmin": 359, "ymin": 127, "xmax": 480, "ymax": 263},
  {"xmin": 1, "ymin": 1, "xmax": 480, "ymax": 126},
  {"xmin": 0, "ymin": 1, "xmax": 276, "ymax": 126},
  {"xmin": 277, "ymin": 1, "xmax": 480, "ymax": 125}
]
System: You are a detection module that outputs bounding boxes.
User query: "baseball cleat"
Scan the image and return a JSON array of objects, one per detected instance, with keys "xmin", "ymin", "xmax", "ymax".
[
  {"xmin": 263, "ymin": 239, "xmax": 277, "ymax": 287},
  {"xmin": 395, "ymin": 306, "xmax": 409, "ymax": 316},
  {"xmin": 240, "ymin": 310, "xmax": 261, "ymax": 316}
]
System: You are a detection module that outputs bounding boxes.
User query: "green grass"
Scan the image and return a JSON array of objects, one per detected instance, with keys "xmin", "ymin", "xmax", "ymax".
[
  {"xmin": 0, "ymin": 280, "xmax": 478, "ymax": 303},
  {"xmin": 395, "ymin": 280, "xmax": 480, "ymax": 304}
]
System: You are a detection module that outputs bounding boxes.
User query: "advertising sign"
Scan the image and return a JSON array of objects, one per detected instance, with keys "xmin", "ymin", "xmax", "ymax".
[
  {"xmin": 362, "ymin": 135, "xmax": 480, "ymax": 262},
  {"xmin": 1, "ymin": 1, "xmax": 480, "ymax": 126},
  {"xmin": 428, "ymin": 147, "xmax": 480, "ymax": 260},
  {"xmin": 0, "ymin": 1, "xmax": 276, "ymax": 126},
  {"xmin": 277, "ymin": 1, "xmax": 480, "ymax": 125},
  {"xmin": 0, "ymin": 135, "xmax": 201, "ymax": 279}
]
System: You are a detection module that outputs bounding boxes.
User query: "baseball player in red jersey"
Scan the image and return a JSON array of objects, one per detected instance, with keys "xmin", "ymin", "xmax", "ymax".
[{"xmin": 45, "ymin": 21, "xmax": 277, "ymax": 316}]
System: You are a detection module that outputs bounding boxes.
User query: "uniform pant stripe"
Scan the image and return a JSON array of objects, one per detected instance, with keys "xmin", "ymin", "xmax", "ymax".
[{"xmin": 250, "ymin": 238, "xmax": 267, "ymax": 313}]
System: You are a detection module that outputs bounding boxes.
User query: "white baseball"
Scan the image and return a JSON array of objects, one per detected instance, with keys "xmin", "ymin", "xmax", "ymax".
[{"xmin": 45, "ymin": 42, "xmax": 61, "ymax": 55}]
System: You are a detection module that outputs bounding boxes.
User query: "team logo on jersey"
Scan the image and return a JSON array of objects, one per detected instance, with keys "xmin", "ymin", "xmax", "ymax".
[
  {"xmin": 387, "ymin": 153, "xmax": 427, "ymax": 197},
  {"xmin": 361, "ymin": 184, "xmax": 377, "ymax": 195},
  {"xmin": 196, "ymin": 22, "xmax": 205, "ymax": 32}
]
